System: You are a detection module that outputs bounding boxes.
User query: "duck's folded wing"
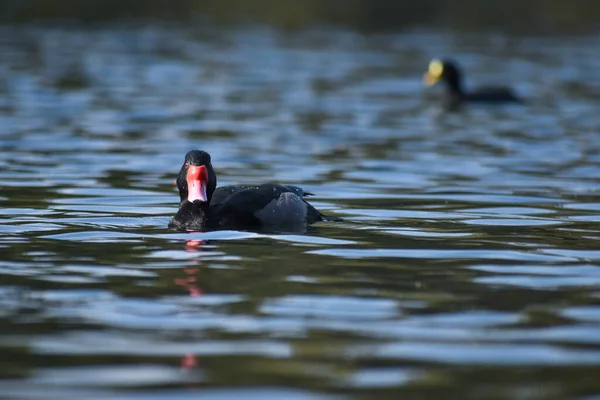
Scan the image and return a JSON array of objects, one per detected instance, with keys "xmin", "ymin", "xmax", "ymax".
[
  {"xmin": 211, "ymin": 184, "xmax": 313, "ymax": 207},
  {"xmin": 210, "ymin": 185, "xmax": 255, "ymax": 206},
  {"xmin": 210, "ymin": 188, "xmax": 274, "ymax": 226}
]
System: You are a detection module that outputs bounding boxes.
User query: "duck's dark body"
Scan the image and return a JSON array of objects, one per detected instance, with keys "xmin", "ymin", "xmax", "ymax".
[
  {"xmin": 445, "ymin": 86, "xmax": 522, "ymax": 109},
  {"xmin": 168, "ymin": 200, "xmax": 208, "ymax": 232}
]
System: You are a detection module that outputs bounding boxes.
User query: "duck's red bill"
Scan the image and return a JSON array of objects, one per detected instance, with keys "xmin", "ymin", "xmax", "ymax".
[{"xmin": 186, "ymin": 165, "xmax": 208, "ymax": 202}]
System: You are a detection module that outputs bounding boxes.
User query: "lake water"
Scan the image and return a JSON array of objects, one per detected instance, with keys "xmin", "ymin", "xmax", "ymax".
[{"xmin": 1, "ymin": 24, "xmax": 600, "ymax": 399}]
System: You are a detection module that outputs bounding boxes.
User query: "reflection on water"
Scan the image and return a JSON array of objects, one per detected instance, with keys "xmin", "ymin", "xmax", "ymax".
[
  {"xmin": 177, "ymin": 239, "xmax": 204, "ymax": 373},
  {"xmin": 1, "ymin": 23, "xmax": 600, "ymax": 399}
]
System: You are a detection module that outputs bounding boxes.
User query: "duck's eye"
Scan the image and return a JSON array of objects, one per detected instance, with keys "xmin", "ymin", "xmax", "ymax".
[{"xmin": 184, "ymin": 162, "xmax": 189, "ymax": 168}]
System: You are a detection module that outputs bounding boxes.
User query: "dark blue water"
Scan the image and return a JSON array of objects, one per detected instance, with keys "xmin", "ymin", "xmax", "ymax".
[{"xmin": 1, "ymin": 24, "xmax": 600, "ymax": 399}]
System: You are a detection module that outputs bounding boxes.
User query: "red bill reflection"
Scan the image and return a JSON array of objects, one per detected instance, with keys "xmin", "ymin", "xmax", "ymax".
[{"xmin": 175, "ymin": 238, "xmax": 207, "ymax": 372}]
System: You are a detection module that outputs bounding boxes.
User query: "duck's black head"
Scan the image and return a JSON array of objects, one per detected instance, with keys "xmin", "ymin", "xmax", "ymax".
[
  {"xmin": 175, "ymin": 150, "xmax": 217, "ymax": 205},
  {"xmin": 423, "ymin": 58, "xmax": 463, "ymax": 95}
]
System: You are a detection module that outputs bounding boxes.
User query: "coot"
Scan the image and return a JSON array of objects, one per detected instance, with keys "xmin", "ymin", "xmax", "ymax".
[{"xmin": 423, "ymin": 58, "xmax": 523, "ymax": 108}]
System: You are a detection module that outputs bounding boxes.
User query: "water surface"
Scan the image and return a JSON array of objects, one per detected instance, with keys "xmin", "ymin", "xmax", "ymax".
[{"xmin": 1, "ymin": 25, "xmax": 600, "ymax": 399}]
